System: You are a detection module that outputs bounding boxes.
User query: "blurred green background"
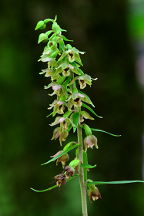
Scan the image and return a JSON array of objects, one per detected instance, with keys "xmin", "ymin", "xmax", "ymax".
[{"xmin": 0, "ymin": 0, "xmax": 144, "ymax": 216}]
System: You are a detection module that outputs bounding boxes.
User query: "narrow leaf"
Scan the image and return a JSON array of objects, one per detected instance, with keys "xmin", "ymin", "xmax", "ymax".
[
  {"xmin": 82, "ymin": 103, "xmax": 103, "ymax": 118},
  {"xmin": 30, "ymin": 175, "xmax": 78, "ymax": 193},
  {"xmin": 88, "ymin": 180, "xmax": 144, "ymax": 186},
  {"xmin": 81, "ymin": 164, "xmax": 97, "ymax": 169},
  {"xmin": 62, "ymin": 35, "xmax": 73, "ymax": 42},
  {"xmin": 91, "ymin": 128, "xmax": 121, "ymax": 137},
  {"xmin": 41, "ymin": 144, "xmax": 79, "ymax": 165},
  {"xmin": 30, "ymin": 185, "xmax": 58, "ymax": 192}
]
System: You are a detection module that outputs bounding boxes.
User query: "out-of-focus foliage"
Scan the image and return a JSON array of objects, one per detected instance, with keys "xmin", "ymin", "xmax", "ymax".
[{"xmin": 0, "ymin": 0, "xmax": 143, "ymax": 216}]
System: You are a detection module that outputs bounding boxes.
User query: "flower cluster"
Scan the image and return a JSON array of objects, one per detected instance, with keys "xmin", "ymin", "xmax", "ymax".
[{"xmin": 35, "ymin": 17, "xmax": 99, "ymax": 200}]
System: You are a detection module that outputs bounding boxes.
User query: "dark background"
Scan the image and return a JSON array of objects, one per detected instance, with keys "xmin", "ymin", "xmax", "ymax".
[{"xmin": 0, "ymin": 0, "xmax": 144, "ymax": 216}]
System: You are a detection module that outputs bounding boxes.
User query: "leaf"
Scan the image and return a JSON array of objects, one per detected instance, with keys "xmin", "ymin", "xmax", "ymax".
[
  {"xmin": 81, "ymin": 111, "xmax": 94, "ymax": 120},
  {"xmin": 63, "ymin": 141, "xmax": 77, "ymax": 152},
  {"xmin": 79, "ymin": 91, "xmax": 95, "ymax": 107},
  {"xmin": 63, "ymin": 110, "xmax": 72, "ymax": 118},
  {"xmin": 83, "ymin": 124, "xmax": 92, "ymax": 136},
  {"xmin": 87, "ymin": 180, "xmax": 144, "ymax": 186},
  {"xmin": 38, "ymin": 33, "xmax": 48, "ymax": 44},
  {"xmin": 72, "ymin": 112, "xmax": 80, "ymax": 132},
  {"xmin": 30, "ymin": 185, "xmax": 58, "ymax": 192},
  {"xmin": 41, "ymin": 143, "xmax": 79, "ymax": 165},
  {"xmin": 91, "ymin": 128, "xmax": 121, "ymax": 137},
  {"xmin": 82, "ymin": 103, "xmax": 103, "ymax": 118},
  {"xmin": 81, "ymin": 164, "xmax": 97, "ymax": 169},
  {"xmin": 30, "ymin": 175, "xmax": 78, "ymax": 193},
  {"xmin": 62, "ymin": 35, "xmax": 73, "ymax": 42}
]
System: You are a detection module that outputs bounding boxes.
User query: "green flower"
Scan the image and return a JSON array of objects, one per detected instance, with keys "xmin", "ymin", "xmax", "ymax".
[
  {"xmin": 78, "ymin": 74, "xmax": 92, "ymax": 89},
  {"xmin": 48, "ymin": 100, "xmax": 65, "ymax": 115}
]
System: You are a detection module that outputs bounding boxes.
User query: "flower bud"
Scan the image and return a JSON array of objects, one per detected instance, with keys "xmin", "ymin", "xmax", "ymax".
[
  {"xmin": 84, "ymin": 135, "xmax": 98, "ymax": 150},
  {"xmin": 54, "ymin": 173, "xmax": 66, "ymax": 187},
  {"xmin": 88, "ymin": 186, "xmax": 102, "ymax": 201},
  {"xmin": 64, "ymin": 166, "xmax": 75, "ymax": 178}
]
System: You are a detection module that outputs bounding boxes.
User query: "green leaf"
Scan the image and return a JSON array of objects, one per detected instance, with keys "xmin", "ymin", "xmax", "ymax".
[
  {"xmin": 71, "ymin": 112, "xmax": 80, "ymax": 132},
  {"xmin": 30, "ymin": 185, "xmax": 58, "ymax": 192},
  {"xmin": 63, "ymin": 141, "xmax": 77, "ymax": 152},
  {"xmin": 81, "ymin": 164, "xmax": 97, "ymax": 169},
  {"xmin": 83, "ymin": 124, "xmax": 92, "ymax": 136},
  {"xmin": 35, "ymin": 20, "xmax": 46, "ymax": 30},
  {"xmin": 30, "ymin": 175, "xmax": 78, "ymax": 193},
  {"xmin": 91, "ymin": 128, "xmax": 121, "ymax": 137},
  {"xmin": 62, "ymin": 35, "xmax": 73, "ymax": 42},
  {"xmin": 87, "ymin": 180, "xmax": 144, "ymax": 186},
  {"xmin": 79, "ymin": 91, "xmax": 95, "ymax": 107},
  {"xmin": 41, "ymin": 143, "xmax": 79, "ymax": 165},
  {"xmin": 82, "ymin": 103, "xmax": 103, "ymax": 118},
  {"xmin": 38, "ymin": 33, "xmax": 48, "ymax": 44},
  {"xmin": 63, "ymin": 110, "xmax": 72, "ymax": 118}
]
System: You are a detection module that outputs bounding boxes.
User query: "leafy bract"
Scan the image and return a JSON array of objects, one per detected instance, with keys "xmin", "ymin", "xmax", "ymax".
[
  {"xmin": 30, "ymin": 185, "xmax": 58, "ymax": 192},
  {"xmin": 82, "ymin": 103, "xmax": 103, "ymax": 118},
  {"xmin": 87, "ymin": 180, "xmax": 144, "ymax": 186},
  {"xmin": 41, "ymin": 143, "xmax": 79, "ymax": 165},
  {"xmin": 91, "ymin": 128, "xmax": 121, "ymax": 137}
]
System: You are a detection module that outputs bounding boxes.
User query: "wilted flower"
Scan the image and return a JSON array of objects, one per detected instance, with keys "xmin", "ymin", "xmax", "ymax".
[
  {"xmin": 88, "ymin": 186, "xmax": 102, "ymax": 201},
  {"xmin": 51, "ymin": 151, "xmax": 69, "ymax": 167},
  {"xmin": 54, "ymin": 173, "xmax": 66, "ymax": 187},
  {"xmin": 64, "ymin": 166, "xmax": 75, "ymax": 178},
  {"xmin": 84, "ymin": 135, "xmax": 98, "ymax": 150}
]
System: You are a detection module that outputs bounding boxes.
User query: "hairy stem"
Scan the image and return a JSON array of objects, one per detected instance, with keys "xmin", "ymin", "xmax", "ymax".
[{"xmin": 78, "ymin": 125, "xmax": 88, "ymax": 216}]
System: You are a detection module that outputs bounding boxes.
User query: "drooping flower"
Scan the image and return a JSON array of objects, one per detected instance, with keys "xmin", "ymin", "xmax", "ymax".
[
  {"xmin": 54, "ymin": 173, "xmax": 66, "ymax": 187},
  {"xmin": 64, "ymin": 166, "xmax": 75, "ymax": 178},
  {"xmin": 88, "ymin": 186, "xmax": 102, "ymax": 201},
  {"xmin": 51, "ymin": 151, "xmax": 69, "ymax": 167},
  {"xmin": 51, "ymin": 127, "xmax": 69, "ymax": 143},
  {"xmin": 84, "ymin": 135, "xmax": 98, "ymax": 150}
]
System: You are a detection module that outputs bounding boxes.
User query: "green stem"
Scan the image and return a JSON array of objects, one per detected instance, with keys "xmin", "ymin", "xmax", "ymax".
[{"xmin": 77, "ymin": 125, "xmax": 88, "ymax": 216}]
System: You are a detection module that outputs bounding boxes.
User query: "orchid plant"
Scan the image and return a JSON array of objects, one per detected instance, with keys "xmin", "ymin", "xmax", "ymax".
[{"xmin": 31, "ymin": 17, "xmax": 144, "ymax": 216}]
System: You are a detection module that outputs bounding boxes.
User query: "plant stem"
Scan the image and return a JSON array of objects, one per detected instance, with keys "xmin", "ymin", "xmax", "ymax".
[{"xmin": 77, "ymin": 125, "xmax": 88, "ymax": 216}]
